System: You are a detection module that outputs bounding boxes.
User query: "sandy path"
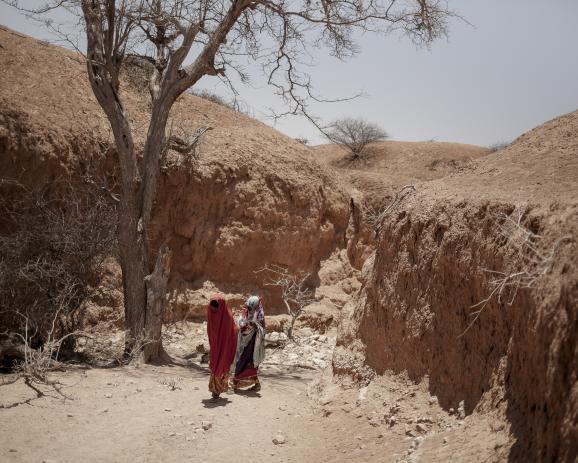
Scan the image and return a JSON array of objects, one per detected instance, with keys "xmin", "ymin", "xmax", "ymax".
[
  {"xmin": 0, "ymin": 355, "xmax": 507, "ymax": 463},
  {"xmin": 0, "ymin": 362, "xmax": 388, "ymax": 463}
]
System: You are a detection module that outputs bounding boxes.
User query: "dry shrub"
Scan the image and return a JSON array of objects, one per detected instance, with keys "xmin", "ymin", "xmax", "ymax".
[
  {"xmin": 190, "ymin": 89, "xmax": 250, "ymax": 115},
  {"xmin": 487, "ymin": 141, "xmax": 510, "ymax": 153},
  {"xmin": 257, "ymin": 265, "xmax": 315, "ymax": 339},
  {"xmin": 362, "ymin": 185, "xmax": 416, "ymax": 236},
  {"xmin": 0, "ymin": 178, "xmax": 117, "ymax": 358},
  {"xmin": 462, "ymin": 207, "xmax": 574, "ymax": 335}
]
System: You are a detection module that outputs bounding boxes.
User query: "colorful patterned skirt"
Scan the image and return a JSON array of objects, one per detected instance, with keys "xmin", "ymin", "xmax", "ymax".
[
  {"xmin": 232, "ymin": 331, "xmax": 260, "ymax": 389},
  {"xmin": 208, "ymin": 372, "xmax": 230, "ymax": 395}
]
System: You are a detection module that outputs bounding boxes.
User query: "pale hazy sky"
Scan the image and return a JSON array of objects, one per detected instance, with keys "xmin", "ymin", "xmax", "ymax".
[{"xmin": 2, "ymin": 1, "xmax": 578, "ymax": 146}]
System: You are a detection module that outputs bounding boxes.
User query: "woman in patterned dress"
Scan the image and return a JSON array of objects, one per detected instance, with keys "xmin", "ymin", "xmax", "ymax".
[{"xmin": 231, "ymin": 295, "xmax": 266, "ymax": 392}]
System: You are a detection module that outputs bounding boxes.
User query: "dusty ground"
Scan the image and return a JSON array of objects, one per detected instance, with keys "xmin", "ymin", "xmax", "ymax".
[{"xmin": 0, "ymin": 325, "xmax": 506, "ymax": 463}]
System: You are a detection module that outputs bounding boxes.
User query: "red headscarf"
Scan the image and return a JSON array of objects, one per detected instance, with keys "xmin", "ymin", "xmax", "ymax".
[{"xmin": 206, "ymin": 295, "xmax": 237, "ymax": 377}]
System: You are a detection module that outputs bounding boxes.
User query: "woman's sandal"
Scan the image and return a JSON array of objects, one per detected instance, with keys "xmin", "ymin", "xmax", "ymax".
[{"xmin": 248, "ymin": 382, "xmax": 261, "ymax": 392}]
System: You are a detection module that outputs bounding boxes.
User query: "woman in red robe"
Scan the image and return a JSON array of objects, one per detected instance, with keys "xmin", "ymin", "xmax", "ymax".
[{"xmin": 206, "ymin": 295, "xmax": 237, "ymax": 400}]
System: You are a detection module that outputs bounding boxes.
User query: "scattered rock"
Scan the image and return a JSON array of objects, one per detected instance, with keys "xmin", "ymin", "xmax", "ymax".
[
  {"xmin": 417, "ymin": 416, "xmax": 432, "ymax": 423},
  {"xmin": 66, "ymin": 413, "xmax": 74, "ymax": 418},
  {"xmin": 490, "ymin": 422, "xmax": 505, "ymax": 432},
  {"xmin": 104, "ymin": 393, "xmax": 113, "ymax": 398},
  {"xmin": 356, "ymin": 386, "xmax": 368, "ymax": 406},
  {"xmin": 164, "ymin": 408, "xmax": 172, "ymax": 412},
  {"xmin": 429, "ymin": 396, "xmax": 438, "ymax": 406},
  {"xmin": 195, "ymin": 342, "xmax": 209, "ymax": 354},
  {"xmin": 415, "ymin": 423, "xmax": 428, "ymax": 434},
  {"xmin": 443, "ymin": 437, "xmax": 449, "ymax": 444},
  {"xmin": 201, "ymin": 421, "xmax": 212, "ymax": 431},
  {"xmin": 412, "ymin": 436, "xmax": 425, "ymax": 448},
  {"xmin": 273, "ymin": 433, "xmax": 287, "ymax": 445},
  {"xmin": 389, "ymin": 404, "xmax": 401, "ymax": 415}
]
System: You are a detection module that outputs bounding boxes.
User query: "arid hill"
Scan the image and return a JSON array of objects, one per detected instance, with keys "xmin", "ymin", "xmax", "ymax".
[
  {"xmin": 335, "ymin": 110, "xmax": 578, "ymax": 461},
  {"xmin": 2, "ymin": 24, "xmax": 577, "ymax": 463},
  {"xmin": 0, "ymin": 26, "xmax": 350, "ymax": 317},
  {"xmin": 314, "ymin": 140, "xmax": 489, "ymax": 200},
  {"xmin": 311, "ymin": 141, "xmax": 491, "ymax": 269}
]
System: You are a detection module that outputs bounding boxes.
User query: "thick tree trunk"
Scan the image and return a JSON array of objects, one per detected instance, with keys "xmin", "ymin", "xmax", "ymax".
[
  {"xmin": 118, "ymin": 194, "xmax": 148, "ymax": 358},
  {"xmin": 142, "ymin": 244, "xmax": 172, "ymax": 362}
]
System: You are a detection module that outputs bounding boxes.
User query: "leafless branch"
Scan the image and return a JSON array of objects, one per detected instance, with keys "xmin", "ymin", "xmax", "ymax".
[
  {"xmin": 256, "ymin": 264, "xmax": 315, "ymax": 339},
  {"xmin": 460, "ymin": 208, "xmax": 574, "ymax": 336},
  {"xmin": 363, "ymin": 185, "xmax": 416, "ymax": 235}
]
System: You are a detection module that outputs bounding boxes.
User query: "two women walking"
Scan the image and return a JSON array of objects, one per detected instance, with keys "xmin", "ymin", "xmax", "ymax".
[{"xmin": 206, "ymin": 295, "xmax": 266, "ymax": 400}]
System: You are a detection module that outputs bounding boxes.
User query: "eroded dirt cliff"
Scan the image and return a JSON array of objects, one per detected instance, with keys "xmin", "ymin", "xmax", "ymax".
[
  {"xmin": 0, "ymin": 26, "xmax": 349, "ymax": 317},
  {"xmin": 314, "ymin": 140, "xmax": 490, "ymax": 269},
  {"xmin": 335, "ymin": 111, "xmax": 578, "ymax": 461}
]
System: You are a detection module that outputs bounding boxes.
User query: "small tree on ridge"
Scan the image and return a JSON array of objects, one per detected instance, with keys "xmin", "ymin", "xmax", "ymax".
[{"xmin": 326, "ymin": 118, "xmax": 388, "ymax": 160}]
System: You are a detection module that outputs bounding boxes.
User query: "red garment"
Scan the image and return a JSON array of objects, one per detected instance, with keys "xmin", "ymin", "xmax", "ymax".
[{"xmin": 206, "ymin": 295, "xmax": 237, "ymax": 377}]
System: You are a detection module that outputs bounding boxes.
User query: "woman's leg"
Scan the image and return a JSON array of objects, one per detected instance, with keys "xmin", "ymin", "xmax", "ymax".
[{"xmin": 209, "ymin": 373, "xmax": 229, "ymax": 398}]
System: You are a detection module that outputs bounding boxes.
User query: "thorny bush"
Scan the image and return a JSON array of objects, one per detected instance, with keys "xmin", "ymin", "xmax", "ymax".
[{"xmin": 0, "ymin": 178, "xmax": 117, "ymax": 357}]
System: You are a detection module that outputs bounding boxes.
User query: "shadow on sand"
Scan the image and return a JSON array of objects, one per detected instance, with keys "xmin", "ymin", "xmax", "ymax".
[
  {"xmin": 232, "ymin": 389, "xmax": 262, "ymax": 399},
  {"xmin": 201, "ymin": 397, "xmax": 232, "ymax": 408}
]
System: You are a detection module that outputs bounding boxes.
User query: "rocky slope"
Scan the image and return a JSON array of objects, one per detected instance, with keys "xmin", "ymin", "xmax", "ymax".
[
  {"xmin": 0, "ymin": 26, "xmax": 349, "ymax": 317},
  {"xmin": 334, "ymin": 110, "xmax": 578, "ymax": 461}
]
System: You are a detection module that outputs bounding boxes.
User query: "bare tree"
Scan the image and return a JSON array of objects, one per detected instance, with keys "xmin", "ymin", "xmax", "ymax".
[
  {"xmin": 5, "ymin": 0, "xmax": 458, "ymax": 362},
  {"xmin": 325, "ymin": 118, "xmax": 388, "ymax": 160},
  {"xmin": 258, "ymin": 265, "xmax": 315, "ymax": 339}
]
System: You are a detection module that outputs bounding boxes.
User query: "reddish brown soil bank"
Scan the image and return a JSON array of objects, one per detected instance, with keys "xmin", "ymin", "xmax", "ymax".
[
  {"xmin": 336, "ymin": 111, "xmax": 578, "ymax": 462},
  {"xmin": 0, "ymin": 26, "xmax": 349, "ymax": 315}
]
